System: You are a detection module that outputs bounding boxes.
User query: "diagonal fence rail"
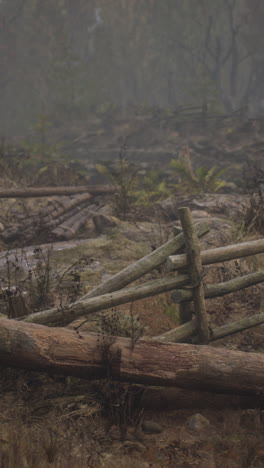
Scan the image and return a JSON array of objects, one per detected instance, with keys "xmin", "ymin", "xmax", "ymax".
[{"xmin": 18, "ymin": 208, "xmax": 264, "ymax": 348}]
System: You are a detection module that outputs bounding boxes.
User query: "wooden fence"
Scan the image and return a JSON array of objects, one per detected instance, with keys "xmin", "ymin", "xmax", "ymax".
[
  {"xmin": 2, "ymin": 206, "xmax": 264, "ymax": 395},
  {"xmin": 19, "ymin": 207, "xmax": 264, "ymax": 348}
]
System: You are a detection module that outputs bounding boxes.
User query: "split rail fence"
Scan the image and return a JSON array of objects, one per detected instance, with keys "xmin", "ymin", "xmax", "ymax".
[
  {"xmin": 2, "ymin": 205, "xmax": 264, "ymax": 396},
  {"xmin": 18, "ymin": 206, "xmax": 264, "ymax": 347}
]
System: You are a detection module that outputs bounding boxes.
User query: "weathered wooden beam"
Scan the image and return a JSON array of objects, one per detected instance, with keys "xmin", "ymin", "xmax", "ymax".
[
  {"xmin": 152, "ymin": 319, "xmax": 197, "ymax": 343},
  {"xmin": 23, "ymin": 274, "xmax": 190, "ymax": 325},
  {"xmin": 2, "ymin": 317, "xmax": 264, "ymax": 395},
  {"xmin": 171, "ymin": 270, "xmax": 264, "ymax": 303},
  {"xmin": 178, "ymin": 207, "xmax": 209, "ymax": 342},
  {"xmin": 154, "ymin": 310, "xmax": 264, "ymax": 345},
  {"xmin": 22, "ymin": 269, "xmax": 264, "ymax": 328},
  {"xmin": 211, "ymin": 311, "xmax": 264, "ymax": 341},
  {"xmin": 167, "ymin": 238, "xmax": 264, "ymax": 271},
  {"xmin": 78, "ymin": 222, "xmax": 209, "ymax": 301},
  {"xmin": 0, "ymin": 185, "xmax": 114, "ymax": 198}
]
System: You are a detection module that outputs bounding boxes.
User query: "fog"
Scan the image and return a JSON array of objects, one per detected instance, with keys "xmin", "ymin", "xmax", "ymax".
[{"xmin": 0, "ymin": 0, "xmax": 263, "ymax": 137}]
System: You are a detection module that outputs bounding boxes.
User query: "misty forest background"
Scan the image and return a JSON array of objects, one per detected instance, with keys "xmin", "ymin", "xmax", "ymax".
[{"xmin": 1, "ymin": 0, "xmax": 264, "ymax": 139}]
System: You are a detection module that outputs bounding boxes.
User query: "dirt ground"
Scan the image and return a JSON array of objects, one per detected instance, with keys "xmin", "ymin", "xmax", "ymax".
[
  {"xmin": 1, "ymin": 114, "xmax": 264, "ymax": 467},
  {"xmin": 1, "ymin": 280, "xmax": 264, "ymax": 467}
]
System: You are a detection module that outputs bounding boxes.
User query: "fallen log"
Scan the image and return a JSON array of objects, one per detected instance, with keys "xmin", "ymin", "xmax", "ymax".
[
  {"xmin": 2, "ymin": 317, "xmax": 264, "ymax": 394},
  {"xmin": 23, "ymin": 274, "xmax": 190, "ymax": 325},
  {"xmin": 0, "ymin": 185, "xmax": 114, "ymax": 198},
  {"xmin": 167, "ymin": 238, "xmax": 264, "ymax": 270},
  {"xmin": 78, "ymin": 222, "xmax": 209, "ymax": 301}
]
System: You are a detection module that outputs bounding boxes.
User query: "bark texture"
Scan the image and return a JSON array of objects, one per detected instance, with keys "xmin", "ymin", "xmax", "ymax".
[{"xmin": 1, "ymin": 317, "xmax": 264, "ymax": 395}]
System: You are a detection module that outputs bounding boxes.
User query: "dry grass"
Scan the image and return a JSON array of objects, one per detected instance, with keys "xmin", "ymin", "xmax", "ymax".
[
  {"xmin": 3, "ymin": 373, "xmax": 264, "ymax": 468},
  {"xmin": 1, "ymin": 190, "xmax": 264, "ymax": 466}
]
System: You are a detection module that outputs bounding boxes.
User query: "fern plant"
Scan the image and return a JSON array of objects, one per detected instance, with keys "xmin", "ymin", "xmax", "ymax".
[
  {"xmin": 170, "ymin": 157, "xmax": 229, "ymax": 195},
  {"xmin": 134, "ymin": 170, "xmax": 170, "ymax": 206}
]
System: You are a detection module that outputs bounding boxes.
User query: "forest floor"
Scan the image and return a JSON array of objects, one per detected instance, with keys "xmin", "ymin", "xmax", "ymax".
[{"xmin": 1, "ymin": 113, "xmax": 264, "ymax": 467}]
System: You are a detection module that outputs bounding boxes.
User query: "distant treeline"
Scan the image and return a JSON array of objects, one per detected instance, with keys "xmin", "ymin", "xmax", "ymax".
[{"xmin": 1, "ymin": 0, "xmax": 264, "ymax": 135}]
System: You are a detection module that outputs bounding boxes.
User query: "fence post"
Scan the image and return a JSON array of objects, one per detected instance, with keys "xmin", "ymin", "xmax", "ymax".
[
  {"xmin": 178, "ymin": 207, "xmax": 209, "ymax": 343},
  {"xmin": 173, "ymin": 225, "xmax": 195, "ymax": 331}
]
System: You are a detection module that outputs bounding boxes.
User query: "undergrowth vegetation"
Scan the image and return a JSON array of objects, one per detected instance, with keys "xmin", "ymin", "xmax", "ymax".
[
  {"xmin": 0, "ymin": 247, "xmax": 91, "ymax": 319},
  {"xmin": 96, "ymin": 145, "xmax": 231, "ymax": 219},
  {"xmin": 0, "ymin": 136, "xmax": 88, "ymax": 188}
]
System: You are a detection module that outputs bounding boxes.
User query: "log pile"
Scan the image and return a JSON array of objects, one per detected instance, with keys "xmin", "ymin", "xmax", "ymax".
[{"xmin": 0, "ymin": 185, "xmax": 113, "ymax": 244}]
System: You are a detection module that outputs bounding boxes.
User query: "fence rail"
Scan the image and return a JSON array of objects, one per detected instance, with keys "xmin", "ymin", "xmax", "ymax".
[
  {"xmin": 2, "ymin": 206, "xmax": 264, "ymax": 396},
  {"xmin": 19, "ymin": 207, "xmax": 264, "ymax": 347}
]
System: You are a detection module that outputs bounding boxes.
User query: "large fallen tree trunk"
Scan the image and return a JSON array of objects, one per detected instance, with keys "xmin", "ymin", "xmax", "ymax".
[
  {"xmin": 2, "ymin": 317, "xmax": 264, "ymax": 395},
  {"xmin": 0, "ymin": 185, "xmax": 114, "ymax": 198}
]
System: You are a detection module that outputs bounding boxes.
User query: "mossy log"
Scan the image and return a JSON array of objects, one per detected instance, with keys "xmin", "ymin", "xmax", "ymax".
[{"xmin": 2, "ymin": 317, "xmax": 264, "ymax": 395}]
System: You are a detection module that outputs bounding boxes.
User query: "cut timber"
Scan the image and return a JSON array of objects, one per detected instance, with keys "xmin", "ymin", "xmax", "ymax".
[
  {"xmin": 1, "ymin": 194, "xmax": 93, "ymax": 243},
  {"xmin": 171, "ymin": 270, "xmax": 264, "ymax": 303},
  {"xmin": 42, "ymin": 194, "xmax": 92, "ymax": 228},
  {"xmin": 23, "ymin": 274, "xmax": 190, "ymax": 325},
  {"xmin": 79, "ymin": 222, "xmax": 209, "ymax": 301},
  {"xmin": 0, "ymin": 185, "xmax": 114, "ymax": 198},
  {"xmin": 49, "ymin": 205, "xmax": 94, "ymax": 241},
  {"xmin": 2, "ymin": 317, "xmax": 264, "ymax": 394},
  {"xmin": 167, "ymin": 238, "xmax": 264, "ymax": 270},
  {"xmin": 178, "ymin": 207, "xmax": 209, "ymax": 342}
]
